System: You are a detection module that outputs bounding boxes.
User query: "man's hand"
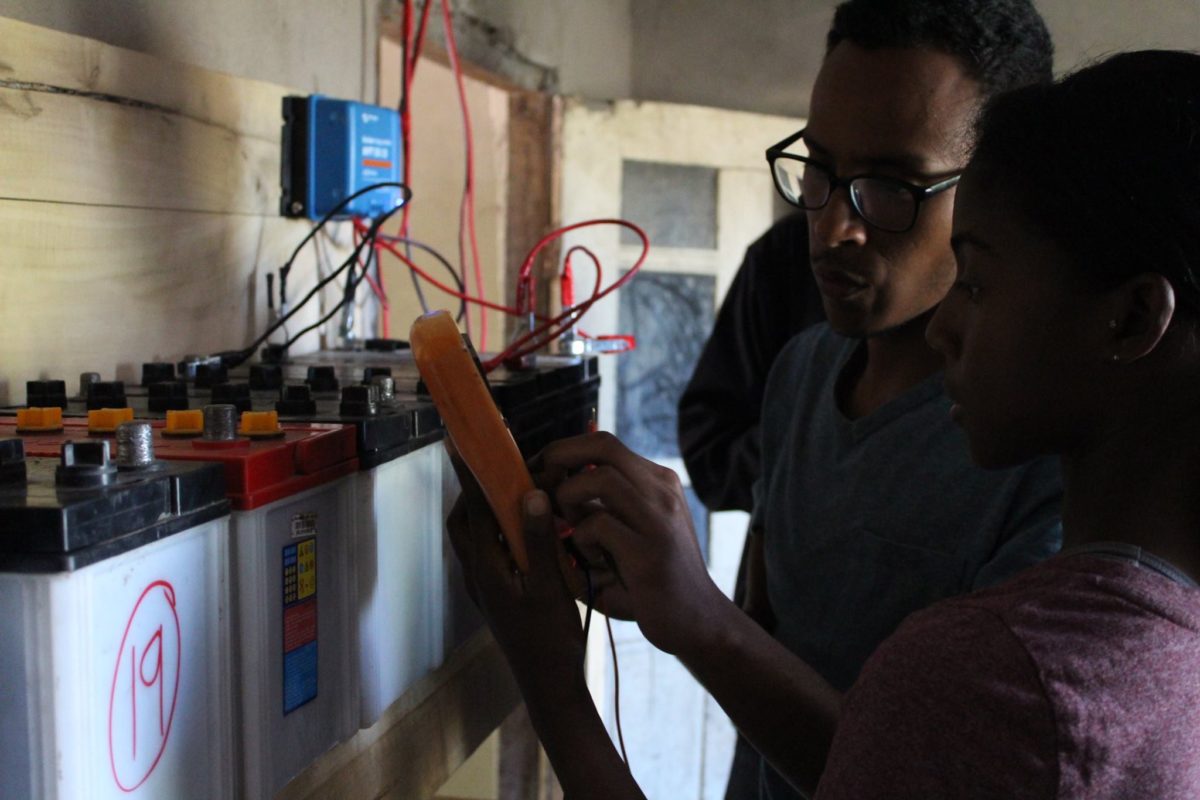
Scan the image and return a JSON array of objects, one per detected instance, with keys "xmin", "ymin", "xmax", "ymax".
[{"xmin": 532, "ymin": 432, "xmax": 726, "ymax": 657}]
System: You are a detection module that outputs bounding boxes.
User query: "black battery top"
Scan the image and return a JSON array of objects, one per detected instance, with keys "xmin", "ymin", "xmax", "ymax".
[{"xmin": 0, "ymin": 438, "xmax": 229, "ymax": 573}]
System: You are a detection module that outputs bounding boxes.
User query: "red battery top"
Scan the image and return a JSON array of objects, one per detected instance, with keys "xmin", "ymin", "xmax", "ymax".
[{"xmin": 0, "ymin": 418, "xmax": 357, "ymax": 511}]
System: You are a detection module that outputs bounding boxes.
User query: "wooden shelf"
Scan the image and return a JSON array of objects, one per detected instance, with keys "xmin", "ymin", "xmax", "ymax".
[{"xmin": 278, "ymin": 629, "xmax": 520, "ymax": 800}]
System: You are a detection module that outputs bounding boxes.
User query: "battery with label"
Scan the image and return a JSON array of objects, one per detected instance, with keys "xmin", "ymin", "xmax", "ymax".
[
  {"xmin": 228, "ymin": 356, "xmax": 450, "ymax": 729},
  {"xmin": 272, "ymin": 347, "xmax": 600, "ymax": 662},
  {"xmin": 0, "ymin": 436, "xmax": 232, "ymax": 800},
  {"xmin": 10, "ymin": 348, "xmax": 600, "ymax": 732},
  {"xmin": 2, "ymin": 411, "xmax": 361, "ymax": 797},
  {"xmin": 239, "ymin": 351, "xmax": 454, "ymax": 729},
  {"xmin": 10, "ymin": 368, "xmax": 448, "ymax": 731}
]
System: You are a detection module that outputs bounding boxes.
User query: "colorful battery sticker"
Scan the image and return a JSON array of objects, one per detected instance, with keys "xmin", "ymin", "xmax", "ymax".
[{"xmin": 282, "ymin": 537, "xmax": 318, "ymax": 714}]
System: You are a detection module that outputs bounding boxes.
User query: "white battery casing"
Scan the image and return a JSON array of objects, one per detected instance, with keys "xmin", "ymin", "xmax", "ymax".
[
  {"xmin": 438, "ymin": 446, "xmax": 486, "ymax": 660},
  {"xmin": 0, "ymin": 517, "xmax": 233, "ymax": 800},
  {"xmin": 354, "ymin": 443, "xmax": 446, "ymax": 727}
]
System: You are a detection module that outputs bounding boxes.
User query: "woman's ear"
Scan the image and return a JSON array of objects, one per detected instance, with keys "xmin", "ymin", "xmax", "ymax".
[{"xmin": 1107, "ymin": 273, "xmax": 1176, "ymax": 364}]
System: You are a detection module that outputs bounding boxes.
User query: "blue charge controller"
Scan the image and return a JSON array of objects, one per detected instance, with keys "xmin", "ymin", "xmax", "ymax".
[{"xmin": 280, "ymin": 94, "xmax": 404, "ymax": 220}]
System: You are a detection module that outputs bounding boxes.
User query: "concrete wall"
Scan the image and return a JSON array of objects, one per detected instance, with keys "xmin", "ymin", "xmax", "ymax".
[
  {"xmin": 629, "ymin": 0, "xmax": 1200, "ymax": 118},
  {"xmin": 0, "ymin": 0, "xmax": 378, "ymax": 98},
  {"xmin": 0, "ymin": 0, "xmax": 632, "ymax": 101},
  {"xmin": 6, "ymin": 0, "xmax": 1189, "ymax": 116},
  {"xmin": 430, "ymin": 0, "xmax": 633, "ymax": 97}
]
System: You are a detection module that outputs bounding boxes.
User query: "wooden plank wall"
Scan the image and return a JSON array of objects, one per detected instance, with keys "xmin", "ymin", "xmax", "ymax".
[
  {"xmin": 0, "ymin": 16, "xmax": 348, "ymax": 404},
  {"xmin": 0, "ymin": 16, "xmax": 525, "ymax": 800}
]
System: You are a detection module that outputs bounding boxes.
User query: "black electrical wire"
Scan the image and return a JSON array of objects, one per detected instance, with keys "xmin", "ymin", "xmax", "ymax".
[
  {"xmin": 282, "ymin": 209, "xmax": 401, "ymax": 350},
  {"xmin": 581, "ymin": 562, "xmax": 594, "ymax": 646},
  {"xmin": 580, "ymin": 558, "xmax": 629, "ymax": 767},
  {"xmin": 276, "ymin": 181, "xmax": 410, "ymax": 311},
  {"xmin": 226, "ymin": 230, "xmax": 375, "ymax": 367},
  {"xmin": 607, "ymin": 612, "xmax": 630, "ymax": 766},
  {"xmin": 219, "ymin": 184, "xmax": 411, "ymax": 368}
]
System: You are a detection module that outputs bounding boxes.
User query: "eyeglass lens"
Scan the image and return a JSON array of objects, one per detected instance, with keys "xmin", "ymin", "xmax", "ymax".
[{"xmin": 772, "ymin": 158, "xmax": 917, "ymax": 231}]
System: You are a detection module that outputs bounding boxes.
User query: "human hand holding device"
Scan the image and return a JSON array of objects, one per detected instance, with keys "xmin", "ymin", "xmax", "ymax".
[
  {"xmin": 445, "ymin": 461, "xmax": 646, "ymax": 800},
  {"xmin": 443, "ymin": 453, "xmax": 587, "ymax": 672}
]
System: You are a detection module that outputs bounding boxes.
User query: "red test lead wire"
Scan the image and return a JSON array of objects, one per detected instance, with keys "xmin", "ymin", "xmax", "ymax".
[
  {"xmin": 440, "ymin": 0, "xmax": 487, "ymax": 351},
  {"xmin": 364, "ymin": 217, "xmax": 650, "ymax": 369},
  {"xmin": 487, "ymin": 219, "xmax": 649, "ymax": 370}
]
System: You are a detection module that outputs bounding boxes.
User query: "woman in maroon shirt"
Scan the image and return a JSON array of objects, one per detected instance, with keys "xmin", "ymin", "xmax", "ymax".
[
  {"xmin": 447, "ymin": 49, "xmax": 1200, "ymax": 799},
  {"xmin": 818, "ymin": 51, "xmax": 1200, "ymax": 798}
]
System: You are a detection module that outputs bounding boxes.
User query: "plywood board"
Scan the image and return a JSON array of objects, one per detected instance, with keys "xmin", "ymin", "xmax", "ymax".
[
  {"xmin": 376, "ymin": 40, "xmax": 511, "ymax": 351},
  {"xmin": 0, "ymin": 16, "xmax": 350, "ymax": 405},
  {"xmin": 0, "ymin": 86, "xmax": 279, "ymax": 214},
  {"xmin": 0, "ymin": 199, "xmax": 353, "ymax": 404},
  {"xmin": 0, "ymin": 15, "xmax": 284, "ymax": 140}
]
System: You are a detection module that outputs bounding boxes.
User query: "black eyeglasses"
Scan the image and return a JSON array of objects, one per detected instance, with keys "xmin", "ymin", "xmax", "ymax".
[{"xmin": 765, "ymin": 128, "xmax": 961, "ymax": 233}]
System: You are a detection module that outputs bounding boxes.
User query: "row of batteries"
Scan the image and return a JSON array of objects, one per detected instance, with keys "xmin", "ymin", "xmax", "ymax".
[{"xmin": 0, "ymin": 345, "xmax": 599, "ymax": 800}]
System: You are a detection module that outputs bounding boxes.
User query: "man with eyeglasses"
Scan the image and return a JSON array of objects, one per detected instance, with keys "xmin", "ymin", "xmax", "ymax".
[{"xmin": 677, "ymin": 1, "xmax": 1066, "ymax": 798}]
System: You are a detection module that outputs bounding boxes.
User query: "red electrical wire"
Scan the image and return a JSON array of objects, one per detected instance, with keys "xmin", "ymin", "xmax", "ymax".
[
  {"xmin": 558, "ymin": 246, "xmax": 636, "ymax": 353},
  {"xmin": 560, "ymin": 260, "xmax": 574, "ymax": 309},
  {"xmin": 518, "ymin": 243, "xmax": 598, "ymax": 327},
  {"xmin": 483, "ymin": 220, "xmax": 649, "ymax": 370},
  {"xmin": 441, "ymin": 0, "xmax": 487, "ymax": 351},
  {"xmin": 410, "ymin": 0, "xmax": 433, "ymax": 76},
  {"xmin": 560, "ymin": 246, "xmax": 604, "ymax": 329},
  {"xmin": 392, "ymin": 0, "xmax": 434, "ymax": 339},
  {"xmin": 372, "ymin": 233, "xmax": 523, "ymax": 316},
  {"xmin": 391, "ymin": 0, "xmax": 414, "ymax": 340},
  {"xmin": 363, "ymin": 217, "xmax": 649, "ymax": 371},
  {"xmin": 560, "ymin": 245, "xmax": 601, "ymax": 311}
]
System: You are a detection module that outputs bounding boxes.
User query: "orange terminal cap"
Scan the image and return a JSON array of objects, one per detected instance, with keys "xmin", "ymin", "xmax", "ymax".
[
  {"xmin": 16, "ymin": 407, "xmax": 64, "ymax": 432},
  {"xmin": 87, "ymin": 407, "xmax": 134, "ymax": 434},
  {"xmin": 239, "ymin": 410, "xmax": 284, "ymax": 438},
  {"xmin": 164, "ymin": 409, "xmax": 204, "ymax": 437}
]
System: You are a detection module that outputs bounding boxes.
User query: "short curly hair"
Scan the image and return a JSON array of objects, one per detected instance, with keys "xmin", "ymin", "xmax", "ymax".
[{"xmin": 827, "ymin": 0, "xmax": 1054, "ymax": 97}]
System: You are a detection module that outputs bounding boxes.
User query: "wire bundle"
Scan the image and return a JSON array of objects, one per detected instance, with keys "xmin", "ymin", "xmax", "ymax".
[
  {"xmin": 367, "ymin": 217, "xmax": 648, "ymax": 372},
  {"xmin": 220, "ymin": 183, "xmax": 410, "ymax": 369}
]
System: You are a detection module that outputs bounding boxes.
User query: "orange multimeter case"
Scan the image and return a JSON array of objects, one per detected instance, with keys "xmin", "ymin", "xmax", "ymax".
[{"xmin": 411, "ymin": 310, "xmax": 534, "ymax": 572}]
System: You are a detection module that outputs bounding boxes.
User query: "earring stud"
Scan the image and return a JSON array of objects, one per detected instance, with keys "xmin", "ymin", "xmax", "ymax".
[
  {"xmin": 1108, "ymin": 319, "xmax": 1119, "ymax": 330},
  {"xmin": 1111, "ymin": 354, "xmax": 1121, "ymax": 363}
]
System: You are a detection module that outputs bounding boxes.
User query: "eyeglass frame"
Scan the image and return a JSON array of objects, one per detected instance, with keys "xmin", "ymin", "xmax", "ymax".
[{"xmin": 765, "ymin": 127, "xmax": 962, "ymax": 233}]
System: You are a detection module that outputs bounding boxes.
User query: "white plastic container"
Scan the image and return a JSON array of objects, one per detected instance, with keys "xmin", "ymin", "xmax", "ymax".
[
  {"xmin": 8, "ymin": 415, "xmax": 365, "ymax": 798},
  {"xmin": 0, "ymin": 440, "xmax": 233, "ymax": 800},
  {"xmin": 354, "ymin": 442, "xmax": 445, "ymax": 727},
  {"xmin": 438, "ymin": 445, "xmax": 485, "ymax": 659}
]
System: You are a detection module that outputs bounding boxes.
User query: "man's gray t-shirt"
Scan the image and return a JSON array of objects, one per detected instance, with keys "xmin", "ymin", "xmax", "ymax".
[
  {"xmin": 749, "ymin": 324, "xmax": 1063, "ymax": 796},
  {"xmin": 753, "ymin": 325, "xmax": 1063, "ymax": 689}
]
